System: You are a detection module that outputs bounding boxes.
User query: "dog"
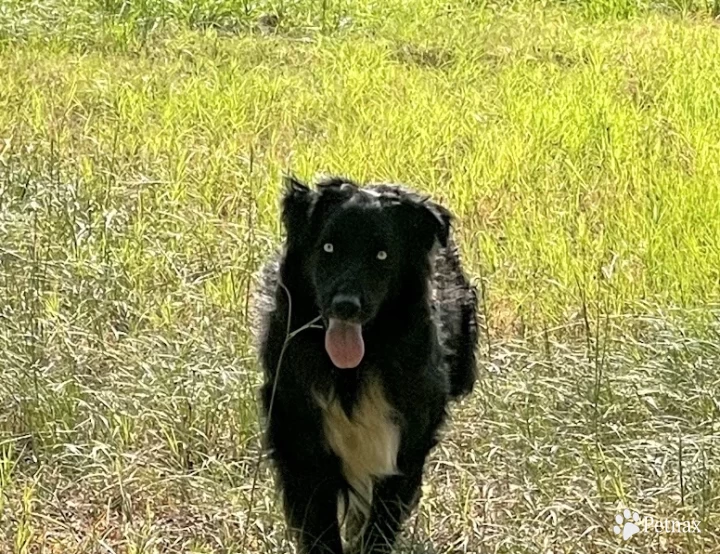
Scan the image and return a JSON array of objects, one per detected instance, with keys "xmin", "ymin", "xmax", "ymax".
[{"xmin": 255, "ymin": 175, "xmax": 479, "ymax": 553}]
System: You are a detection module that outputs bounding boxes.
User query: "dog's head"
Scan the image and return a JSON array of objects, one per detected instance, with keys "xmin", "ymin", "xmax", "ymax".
[{"xmin": 280, "ymin": 175, "xmax": 451, "ymax": 369}]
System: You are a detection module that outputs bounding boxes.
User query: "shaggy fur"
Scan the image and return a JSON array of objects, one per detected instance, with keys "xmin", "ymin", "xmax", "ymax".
[{"xmin": 255, "ymin": 175, "xmax": 478, "ymax": 553}]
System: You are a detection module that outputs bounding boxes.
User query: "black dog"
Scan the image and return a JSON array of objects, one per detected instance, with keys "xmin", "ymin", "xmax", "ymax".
[{"xmin": 255, "ymin": 175, "xmax": 478, "ymax": 553}]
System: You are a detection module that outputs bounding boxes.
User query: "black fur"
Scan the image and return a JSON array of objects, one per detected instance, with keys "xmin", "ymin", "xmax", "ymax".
[{"xmin": 255, "ymin": 175, "xmax": 479, "ymax": 553}]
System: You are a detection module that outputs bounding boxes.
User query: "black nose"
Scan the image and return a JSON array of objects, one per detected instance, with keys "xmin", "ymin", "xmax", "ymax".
[{"xmin": 330, "ymin": 294, "xmax": 361, "ymax": 320}]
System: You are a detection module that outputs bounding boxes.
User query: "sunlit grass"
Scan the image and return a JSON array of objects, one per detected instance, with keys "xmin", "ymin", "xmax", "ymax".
[{"xmin": 1, "ymin": 0, "xmax": 719, "ymax": 552}]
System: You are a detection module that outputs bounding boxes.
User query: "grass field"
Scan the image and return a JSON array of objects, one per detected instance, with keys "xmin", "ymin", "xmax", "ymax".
[{"xmin": 1, "ymin": 0, "xmax": 720, "ymax": 552}]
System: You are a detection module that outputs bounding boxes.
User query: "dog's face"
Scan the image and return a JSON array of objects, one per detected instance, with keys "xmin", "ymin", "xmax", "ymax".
[{"xmin": 281, "ymin": 176, "xmax": 450, "ymax": 369}]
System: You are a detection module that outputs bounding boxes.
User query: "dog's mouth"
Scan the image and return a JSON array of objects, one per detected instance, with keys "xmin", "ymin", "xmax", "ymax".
[{"xmin": 324, "ymin": 318, "xmax": 364, "ymax": 369}]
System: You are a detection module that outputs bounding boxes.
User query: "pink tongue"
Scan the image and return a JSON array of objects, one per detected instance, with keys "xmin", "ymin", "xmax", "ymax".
[{"xmin": 325, "ymin": 318, "xmax": 365, "ymax": 369}]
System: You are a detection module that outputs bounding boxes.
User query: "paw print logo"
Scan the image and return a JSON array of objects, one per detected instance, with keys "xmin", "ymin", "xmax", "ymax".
[{"xmin": 613, "ymin": 509, "xmax": 641, "ymax": 540}]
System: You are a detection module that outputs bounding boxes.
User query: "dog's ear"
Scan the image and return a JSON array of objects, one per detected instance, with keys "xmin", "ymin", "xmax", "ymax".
[
  {"xmin": 394, "ymin": 197, "xmax": 452, "ymax": 251},
  {"xmin": 280, "ymin": 175, "xmax": 358, "ymax": 245},
  {"xmin": 313, "ymin": 176, "xmax": 357, "ymax": 218},
  {"xmin": 315, "ymin": 176, "xmax": 358, "ymax": 202},
  {"xmin": 281, "ymin": 175, "xmax": 315, "ymax": 240}
]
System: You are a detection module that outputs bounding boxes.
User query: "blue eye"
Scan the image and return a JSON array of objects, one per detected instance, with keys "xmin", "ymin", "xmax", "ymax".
[
  {"xmin": 377, "ymin": 251, "xmax": 387, "ymax": 260},
  {"xmin": 323, "ymin": 243, "xmax": 334, "ymax": 253}
]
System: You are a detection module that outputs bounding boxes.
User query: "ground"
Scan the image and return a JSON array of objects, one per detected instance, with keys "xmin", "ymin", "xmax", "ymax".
[{"xmin": 0, "ymin": 0, "xmax": 719, "ymax": 552}]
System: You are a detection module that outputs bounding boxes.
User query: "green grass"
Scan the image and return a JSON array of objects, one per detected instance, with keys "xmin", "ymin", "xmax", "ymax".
[{"xmin": 1, "ymin": 0, "xmax": 719, "ymax": 552}]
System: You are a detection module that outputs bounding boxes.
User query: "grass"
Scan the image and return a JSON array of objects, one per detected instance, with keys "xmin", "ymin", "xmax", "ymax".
[{"xmin": 0, "ymin": 0, "xmax": 719, "ymax": 552}]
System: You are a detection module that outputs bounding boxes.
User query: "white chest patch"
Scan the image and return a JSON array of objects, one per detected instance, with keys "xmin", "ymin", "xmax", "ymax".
[{"xmin": 315, "ymin": 378, "xmax": 401, "ymax": 511}]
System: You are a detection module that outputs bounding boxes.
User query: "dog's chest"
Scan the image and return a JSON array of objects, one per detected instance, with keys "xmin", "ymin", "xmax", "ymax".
[{"xmin": 316, "ymin": 378, "xmax": 400, "ymax": 502}]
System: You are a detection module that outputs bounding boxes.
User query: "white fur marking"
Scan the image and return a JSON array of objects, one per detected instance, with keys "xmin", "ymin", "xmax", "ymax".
[{"xmin": 316, "ymin": 378, "xmax": 400, "ymax": 517}]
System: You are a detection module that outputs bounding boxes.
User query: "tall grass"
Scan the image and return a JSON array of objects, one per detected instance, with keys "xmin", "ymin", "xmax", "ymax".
[{"xmin": 1, "ymin": 0, "xmax": 719, "ymax": 552}]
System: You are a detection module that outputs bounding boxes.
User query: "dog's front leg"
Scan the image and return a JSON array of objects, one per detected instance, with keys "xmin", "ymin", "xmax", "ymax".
[
  {"xmin": 351, "ymin": 460, "xmax": 424, "ymax": 554},
  {"xmin": 278, "ymin": 464, "xmax": 344, "ymax": 554}
]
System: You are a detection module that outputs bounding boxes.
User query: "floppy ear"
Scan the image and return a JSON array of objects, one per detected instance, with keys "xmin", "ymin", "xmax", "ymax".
[
  {"xmin": 281, "ymin": 175, "xmax": 315, "ymax": 243},
  {"xmin": 394, "ymin": 197, "xmax": 452, "ymax": 251}
]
